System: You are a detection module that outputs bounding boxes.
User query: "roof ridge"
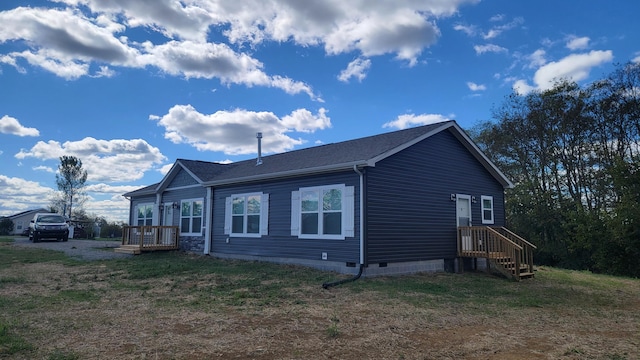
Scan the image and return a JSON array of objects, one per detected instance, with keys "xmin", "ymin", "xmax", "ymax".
[{"xmin": 229, "ymin": 120, "xmax": 455, "ymax": 166}]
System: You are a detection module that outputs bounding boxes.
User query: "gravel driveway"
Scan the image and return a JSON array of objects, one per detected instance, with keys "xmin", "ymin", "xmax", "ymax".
[{"xmin": 10, "ymin": 236, "xmax": 133, "ymax": 261}]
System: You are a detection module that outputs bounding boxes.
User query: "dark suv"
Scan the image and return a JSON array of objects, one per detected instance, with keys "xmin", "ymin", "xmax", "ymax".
[{"xmin": 29, "ymin": 213, "xmax": 69, "ymax": 242}]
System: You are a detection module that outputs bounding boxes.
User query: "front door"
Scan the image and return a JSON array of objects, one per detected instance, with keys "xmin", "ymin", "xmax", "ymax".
[
  {"xmin": 163, "ymin": 203, "xmax": 174, "ymax": 226},
  {"xmin": 162, "ymin": 203, "xmax": 174, "ymax": 245},
  {"xmin": 456, "ymin": 194, "xmax": 472, "ymax": 251}
]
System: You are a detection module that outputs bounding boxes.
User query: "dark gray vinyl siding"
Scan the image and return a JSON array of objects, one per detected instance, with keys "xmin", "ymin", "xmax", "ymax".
[
  {"xmin": 211, "ymin": 171, "xmax": 360, "ymax": 263},
  {"xmin": 366, "ymin": 129, "xmax": 505, "ymax": 264}
]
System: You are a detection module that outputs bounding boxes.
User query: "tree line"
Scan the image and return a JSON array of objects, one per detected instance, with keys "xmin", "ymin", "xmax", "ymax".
[{"xmin": 472, "ymin": 62, "xmax": 640, "ymax": 277}]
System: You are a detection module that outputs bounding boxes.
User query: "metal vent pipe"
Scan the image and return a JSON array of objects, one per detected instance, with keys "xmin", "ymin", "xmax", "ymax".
[{"xmin": 256, "ymin": 132, "xmax": 263, "ymax": 165}]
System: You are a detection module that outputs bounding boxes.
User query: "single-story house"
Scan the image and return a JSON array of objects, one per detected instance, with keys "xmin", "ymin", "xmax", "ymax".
[
  {"xmin": 5, "ymin": 208, "xmax": 49, "ymax": 235},
  {"xmin": 124, "ymin": 120, "xmax": 523, "ymax": 276}
]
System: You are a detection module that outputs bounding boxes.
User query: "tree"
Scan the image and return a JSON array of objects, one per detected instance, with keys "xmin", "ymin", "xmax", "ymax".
[
  {"xmin": 55, "ymin": 156, "xmax": 88, "ymax": 219},
  {"xmin": 0, "ymin": 217, "xmax": 14, "ymax": 235},
  {"xmin": 472, "ymin": 63, "xmax": 640, "ymax": 276}
]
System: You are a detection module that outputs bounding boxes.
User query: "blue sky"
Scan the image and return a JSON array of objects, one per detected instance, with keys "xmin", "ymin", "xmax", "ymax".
[{"xmin": 1, "ymin": 0, "xmax": 639, "ymax": 222}]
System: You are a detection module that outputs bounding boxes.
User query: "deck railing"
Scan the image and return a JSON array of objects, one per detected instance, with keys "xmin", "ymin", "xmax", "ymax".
[
  {"xmin": 493, "ymin": 227, "xmax": 537, "ymax": 274},
  {"xmin": 457, "ymin": 226, "xmax": 525, "ymax": 279},
  {"xmin": 122, "ymin": 226, "xmax": 179, "ymax": 252}
]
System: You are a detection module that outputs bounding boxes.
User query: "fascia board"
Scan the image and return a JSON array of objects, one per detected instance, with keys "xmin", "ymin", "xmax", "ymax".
[{"xmin": 123, "ymin": 185, "xmax": 158, "ymax": 197}]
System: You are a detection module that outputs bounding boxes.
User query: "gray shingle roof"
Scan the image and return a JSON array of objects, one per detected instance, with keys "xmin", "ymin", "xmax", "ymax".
[
  {"xmin": 123, "ymin": 183, "xmax": 159, "ymax": 197},
  {"xmin": 124, "ymin": 120, "xmax": 512, "ymax": 196},
  {"xmin": 176, "ymin": 159, "xmax": 232, "ymax": 183},
  {"xmin": 202, "ymin": 121, "xmax": 455, "ymax": 185}
]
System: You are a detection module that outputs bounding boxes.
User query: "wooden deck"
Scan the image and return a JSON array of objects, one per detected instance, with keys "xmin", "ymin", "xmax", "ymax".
[
  {"xmin": 115, "ymin": 226, "xmax": 179, "ymax": 255},
  {"xmin": 458, "ymin": 226, "xmax": 536, "ymax": 281}
]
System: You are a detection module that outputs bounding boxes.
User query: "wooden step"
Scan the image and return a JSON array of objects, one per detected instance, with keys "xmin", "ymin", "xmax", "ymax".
[
  {"xmin": 518, "ymin": 272, "xmax": 535, "ymax": 279},
  {"xmin": 114, "ymin": 245, "xmax": 141, "ymax": 255}
]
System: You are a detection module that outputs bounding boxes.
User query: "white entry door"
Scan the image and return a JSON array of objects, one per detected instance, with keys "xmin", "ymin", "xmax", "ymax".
[
  {"xmin": 162, "ymin": 203, "xmax": 175, "ymax": 245},
  {"xmin": 456, "ymin": 194, "xmax": 472, "ymax": 251},
  {"xmin": 163, "ymin": 203, "xmax": 174, "ymax": 226}
]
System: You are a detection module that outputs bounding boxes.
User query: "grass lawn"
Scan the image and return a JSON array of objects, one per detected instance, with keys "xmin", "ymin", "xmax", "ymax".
[{"xmin": 0, "ymin": 236, "xmax": 638, "ymax": 359}]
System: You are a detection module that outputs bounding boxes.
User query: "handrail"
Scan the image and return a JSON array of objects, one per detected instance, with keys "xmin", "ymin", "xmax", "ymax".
[
  {"xmin": 122, "ymin": 226, "xmax": 179, "ymax": 251},
  {"xmin": 457, "ymin": 226, "xmax": 526, "ymax": 280},
  {"xmin": 494, "ymin": 227, "xmax": 536, "ymax": 274},
  {"xmin": 486, "ymin": 227, "xmax": 522, "ymax": 250},
  {"xmin": 497, "ymin": 227, "xmax": 537, "ymax": 249}
]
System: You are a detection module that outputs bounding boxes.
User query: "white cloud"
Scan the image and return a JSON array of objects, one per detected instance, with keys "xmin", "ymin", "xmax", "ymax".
[
  {"xmin": 338, "ymin": 58, "xmax": 372, "ymax": 83},
  {"xmin": 0, "ymin": 7, "xmax": 138, "ymax": 79},
  {"xmin": 139, "ymin": 40, "xmax": 319, "ymax": 100},
  {"xmin": 474, "ymin": 44, "xmax": 508, "ymax": 55},
  {"xmin": 0, "ymin": 6, "xmax": 318, "ymax": 98},
  {"xmin": 566, "ymin": 36, "xmax": 590, "ymax": 50},
  {"xmin": 281, "ymin": 108, "xmax": 331, "ymax": 133},
  {"xmin": 152, "ymin": 105, "xmax": 332, "ymax": 155},
  {"xmin": 513, "ymin": 50, "xmax": 613, "ymax": 94},
  {"xmin": 3, "ymin": 0, "xmax": 479, "ymax": 79},
  {"xmin": 467, "ymin": 82, "xmax": 486, "ymax": 91},
  {"xmin": 453, "ymin": 24, "xmax": 477, "ymax": 37},
  {"xmin": 489, "ymin": 14, "xmax": 505, "ymax": 22},
  {"xmin": 93, "ymin": 65, "xmax": 116, "ymax": 78},
  {"xmin": 159, "ymin": 163, "xmax": 173, "ymax": 176},
  {"xmin": 0, "ymin": 175, "xmax": 55, "ymax": 213},
  {"xmin": 81, "ymin": 195, "xmax": 131, "ymax": 223},
  {"xmin": 56, "ymin": 0, "xmax": 214, "ymax": 42},
  {"xmin": 214, "ymin": 1, "xmax": 473, "ymax": 65},
  {"xmin": 383, "ymin": 113, "xmax": 453, "ymax": 130},
  {"xmin": 15, "ymin": 138, "xmax": 166, "ymax": 182},
  {"xmin": 527, "ymin": 49, "xmax": 547, "ymax": 68},
  {"xmin": 0, "ymin": 115, "xmax": 40, "ymax": 136},
  {"xmin": 482, "ymin": 17, "xmax": 523, "ymax": 40},
  {"xmin": 84, "ymin": 183, "xmax": 142, "ymax": 194},
  {"xmin": 632, "ymin": 53, "xmax": 640, "ymax": 63},
  {"xmin": 512, "ymin": 79, "xmax": 536, "ymax": 95},
  {"xmin": 33, "ymin": 166, "xmax": 55, "ymax": 173},
  {"xmin": 7, "ymin": 50, "xmax": 90, "ymax": 80}
]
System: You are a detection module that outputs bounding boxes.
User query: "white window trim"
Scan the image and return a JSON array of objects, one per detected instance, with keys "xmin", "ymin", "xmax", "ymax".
[
  {"xmin": 291, "ymin": 184, "xmax": 354, "ymax": 240},
  {"xmin": 224, "ymin": 192, "xmax": 269, "ymax": 238},
  {"xmin": 135, "ymin": 203, "xmax": 154, "ymax": 226},
  {"xmin": 481, "ymin": 195, "xmax": 495, "ymax": 225},
  {"xmin": 180, "ymin": 198, "xmax": 204, "ymax": 236}
]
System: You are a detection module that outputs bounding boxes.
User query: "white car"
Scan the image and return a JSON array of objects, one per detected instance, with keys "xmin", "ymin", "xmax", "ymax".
[{"xmin": 29, "ymin": 213, "xmax": 69, "ymax": 242}]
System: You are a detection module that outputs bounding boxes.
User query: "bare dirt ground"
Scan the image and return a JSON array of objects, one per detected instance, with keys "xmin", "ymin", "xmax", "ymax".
[
  {"xmin": 1, "ymin": 241, "xmax": 639, "ymax": 360},
  {"xmin": 10, "ymin": 236, "xmax": 130, "ymax": 261}
]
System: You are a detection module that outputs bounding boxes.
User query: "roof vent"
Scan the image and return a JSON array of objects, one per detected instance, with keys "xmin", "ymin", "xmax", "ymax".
[{"xmin": 256, "ymin": 132, "xmax": 263, "ymax": 166}]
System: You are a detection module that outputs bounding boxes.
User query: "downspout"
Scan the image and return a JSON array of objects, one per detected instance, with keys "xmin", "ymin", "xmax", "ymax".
[
  {"xmin": 322, "ymin": 165, "xmax": 365, "ymax": 289},
  {"xmin": 204, "ymin": 187, "xmax": 213, "ymax": 255}
]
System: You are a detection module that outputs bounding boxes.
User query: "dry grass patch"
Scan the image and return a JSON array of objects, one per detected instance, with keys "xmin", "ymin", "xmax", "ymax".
[{"xmin": 0, "ymin": 245, "xmax": 638, "ymax": 359}]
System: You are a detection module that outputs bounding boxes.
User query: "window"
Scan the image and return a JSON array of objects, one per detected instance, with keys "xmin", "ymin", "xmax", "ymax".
[
  {"xmin": 291, "ymin": 184, "xmax": 354, "ymax": 240},
  {"xmin": 481, "ymin": 195, "xmax": 494, "ymax": 224},
  {"xmin": 180, "ymin": 199, "xmax": 203, "ymax": 235},
  {"xmin": 136, "ymin": 204, "xmax": 153, "ymax": 226},
  {"xmin": 224, "ymin": 193, "xmax": 269, "ymax": 237}
]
